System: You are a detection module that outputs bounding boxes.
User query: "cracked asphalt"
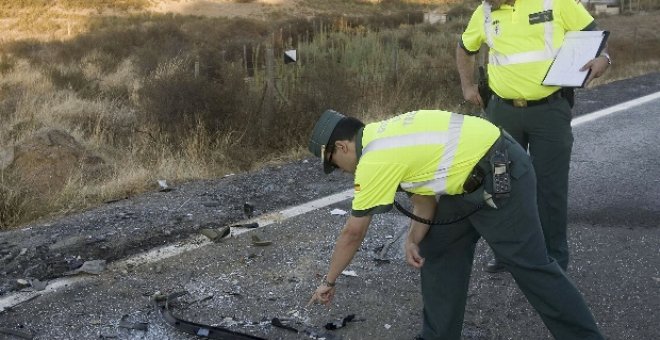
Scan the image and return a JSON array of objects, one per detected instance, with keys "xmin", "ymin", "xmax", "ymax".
[{"xmin": 1, "ymin": 72, "xmax": 659, "ymax": 339}]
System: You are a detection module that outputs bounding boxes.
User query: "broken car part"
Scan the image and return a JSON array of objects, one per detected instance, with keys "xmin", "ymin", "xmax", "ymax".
[
  {"xmin": 200, "ymin": 226, "xmax": 230, "ymax": 242},
  {"xmin": 230, "ymin": 222, "xmax": 259, "ymax": 229},
  {"xmin": 324, "ymin": 314, "xmax": 364, "ymax": 330},
  {"xmin": 154, "ymin": 291, "xmax": 266, "ymax": 340},
  {"xmin": 251, "ymin": 235, "xmax": 272, "ymax": 247},
  {"xmin": 373, "ymin": 225, "xmax": 407, "ymax": 263},
  {"xmin": 118, "ymin": 314, "xmax": 148, "ymax": 331},
  {"xmin": 270, "ymin": 317, "xmax": 340, "ymax": 340},
  {"xmin": 271, "ymin": 317, "xmax": 298, "ymax": 333}
]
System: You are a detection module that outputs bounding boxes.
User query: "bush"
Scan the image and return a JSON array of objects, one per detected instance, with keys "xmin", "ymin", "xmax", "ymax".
[
  {"xmin": 138, "ymin": 55, "xmax": 251, "ymax": 140},
  {"xmin": 0, "ymin": 176, "xmax": 32, "ymax": 230}
]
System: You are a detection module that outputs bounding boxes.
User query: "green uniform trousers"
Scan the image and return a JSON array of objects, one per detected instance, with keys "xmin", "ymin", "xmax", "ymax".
[
  {"xmin": 418, "ymin": 134, "xmax": 602, "ymax": 340},
  {"xmin": 485, "ymin": 95, "xmax": 573, "ymax": 270}
]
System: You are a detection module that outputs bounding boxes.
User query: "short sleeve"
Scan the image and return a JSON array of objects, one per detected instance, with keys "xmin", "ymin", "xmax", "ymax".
[
  {"xmin": 557, "ymin": 0, "xmax": 595, "ymax": 31},
  {"xmin": 461, "ymin": 5, "xmax": 486, "ymax": 53},
  {"xmin": 351, "ymin": 162, "xmax": 406, "ymax": 217}
]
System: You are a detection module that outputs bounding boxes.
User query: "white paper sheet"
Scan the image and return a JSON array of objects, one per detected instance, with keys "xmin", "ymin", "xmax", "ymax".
[{"xmin": 542, "ymin": 31, "xmax": 608, "ymax": 87}]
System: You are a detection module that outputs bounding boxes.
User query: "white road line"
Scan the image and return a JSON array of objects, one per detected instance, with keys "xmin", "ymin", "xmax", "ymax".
[
  {"xmin": 572, "ymin": 91, "xmax": 660, "ymax": 127},
  {"xmin": 3, "ymin": 91, "xmax": 659, "ymax": 312},
  {"xmin": 120, "ymin": 188, "xmax": 354, "ymax": 266},
  {"xmin": 0, "ymin": 189, "xmax": 354, "ymax": 312}
]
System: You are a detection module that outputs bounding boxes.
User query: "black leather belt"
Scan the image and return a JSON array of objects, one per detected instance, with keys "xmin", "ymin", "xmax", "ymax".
[{"xmin": 494, "ymin": 90, "xmax": 562, "ymax": 108}]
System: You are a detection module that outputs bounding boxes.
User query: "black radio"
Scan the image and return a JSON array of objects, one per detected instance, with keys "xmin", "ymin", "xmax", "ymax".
[{"xmin": 491, "ymin": 148, "xmax": 511, "ymax": 197}]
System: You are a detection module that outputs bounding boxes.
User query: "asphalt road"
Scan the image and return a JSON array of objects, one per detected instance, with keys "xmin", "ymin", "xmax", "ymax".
[{"xmin": 1, "ymin": 74, "xmax": 659, "ymax": 340}]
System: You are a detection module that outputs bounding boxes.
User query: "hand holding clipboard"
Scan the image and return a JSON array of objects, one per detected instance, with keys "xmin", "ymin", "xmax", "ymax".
[{"xmin": 542, "ymin": 31, "xmax": 610, "ymax": 88}]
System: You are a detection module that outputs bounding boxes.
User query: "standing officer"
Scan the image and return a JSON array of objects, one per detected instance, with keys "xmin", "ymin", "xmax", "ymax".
[
  {"xmin": 307, "ymin": 109, "xmax": 603, "ymax": 340},
  {"xmin": 456, "ymin": 0, "xmax": 611, "ymax": 272}
]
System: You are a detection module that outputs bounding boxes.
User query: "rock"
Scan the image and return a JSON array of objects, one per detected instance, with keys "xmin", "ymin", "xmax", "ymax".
[{"xmin": 1, "ymin": 128, "xmax": 108, "ymax": 198}]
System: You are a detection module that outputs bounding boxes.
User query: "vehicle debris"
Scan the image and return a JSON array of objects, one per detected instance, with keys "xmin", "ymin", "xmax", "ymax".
[
  {"xmin": 373, "ymin": 225, "xmax": 407, "ymax": 263},
  {"xmin": 118, "ymin": 314, "xmax": 148, "ymax": 331},
  {"xmin": 153, "ymin": 291, "xmax": 266, "ymax": 340},
  {"xmin": 251, "ymin": 235, "xmax": 272, "ymax": 247},
  {"xmin": 230, "ymin": 222, "xmax": 259, "ymax": 229},
  {"xmin": 271, "ymin": 317, "xmax": 298, "ymax": 333},
  {"xmin": 270, "ymin": 317, "xmax": 341, "ymax": 340},
  {"xmin": 200, "ymin": 226, "xmax": 230, "ymax": 242},
  {"xmin": 324, "ymin": 314, "xmax": 363, "ymax": 330},
  {"xmin": 63, "ymin": 260, "xmax": 106, "ymax": 276},
  {"xmin": 341, "ymin": 270, "xmax": 358, "ymax": 277},
  {"xmin": 330, "ymin": 208, "xmax": 347, "ymax": 216},
  {"xmin": 29, "ymin": 279, "xmax": 47, "ymax": 291},
  {"xmin": 303, "ymin": 328, "xmax": 340, "ymax": 340}
]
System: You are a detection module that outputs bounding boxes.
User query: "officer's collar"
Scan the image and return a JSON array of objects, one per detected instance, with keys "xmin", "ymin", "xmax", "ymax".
[{"xmin": 355, "ymin": 127, "xmax": 364, "ymax": 161}]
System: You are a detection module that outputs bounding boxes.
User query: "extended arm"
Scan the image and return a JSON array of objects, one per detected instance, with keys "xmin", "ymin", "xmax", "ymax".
[
  {"xmin": 308, "ymin": 215, "xmax": 372, "ymax": 306},
  {"xmin": 326, "ymin": 215, "xmax": 371, "ymax": 283}
]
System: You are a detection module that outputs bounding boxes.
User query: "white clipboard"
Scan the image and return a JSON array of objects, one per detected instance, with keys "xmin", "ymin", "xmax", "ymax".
[{"xmin": 542, "ymin": 31, "xmax": 609, "ymax": 88}]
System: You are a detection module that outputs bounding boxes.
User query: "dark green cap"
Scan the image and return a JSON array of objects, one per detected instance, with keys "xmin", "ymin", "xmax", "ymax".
[{"xmin": 308, "ymin": 109, "xmax": 345, "ymax": 174}]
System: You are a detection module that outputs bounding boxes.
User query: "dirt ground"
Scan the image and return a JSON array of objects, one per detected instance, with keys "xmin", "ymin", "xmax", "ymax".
[{"xmin": 148, "ymin": 0, "xmax": 309, "ymax": 19}]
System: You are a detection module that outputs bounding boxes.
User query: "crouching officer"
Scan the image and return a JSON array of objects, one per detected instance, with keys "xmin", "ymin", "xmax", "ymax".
[{"xmin": 306, "ymin": 109, "xmax": 603, "ymax": 340}]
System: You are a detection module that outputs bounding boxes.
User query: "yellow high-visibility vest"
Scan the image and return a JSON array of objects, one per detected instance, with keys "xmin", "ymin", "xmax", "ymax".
[
  {"xmin": 352, "ymin": 110, "xmax": 499, "ymax": 216},
  {"xmin": 462, "ymin": 0, "xmax": 594, "ymax": 100}
]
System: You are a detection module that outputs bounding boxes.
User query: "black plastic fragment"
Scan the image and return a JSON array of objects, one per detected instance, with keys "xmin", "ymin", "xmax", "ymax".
[
  {"xmin": 230, "ymin": 222, "xmax": 259, "ymax": 229},
  {"xmin": 271, "ymin": 317, "xmax": 299, "ymax": 333},
  {"xmin": 325, "ymin": 314, "xmax": 361, "ymax": 330},
  {"xmin": 154, "ymin": 291, "xmax": 266, "ymax": 340}
]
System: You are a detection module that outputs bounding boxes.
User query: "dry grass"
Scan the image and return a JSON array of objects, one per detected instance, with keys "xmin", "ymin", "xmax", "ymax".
[
  {"xmin": 590, "ymin": 11, "xmax": 660, "ymax": 86},
  {"xmin": 0, "ymin": 3, "xmax": 658, "ymax": 229}
]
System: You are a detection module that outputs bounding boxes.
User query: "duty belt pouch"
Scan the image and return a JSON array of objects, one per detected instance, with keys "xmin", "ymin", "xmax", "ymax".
[
  {"xmin": 463, "ymin": 165, "xmax": 485, "ymax": 194},
  {"xmin": 489, "ymin": 138, "xmax": 511, "ymax": 198}
]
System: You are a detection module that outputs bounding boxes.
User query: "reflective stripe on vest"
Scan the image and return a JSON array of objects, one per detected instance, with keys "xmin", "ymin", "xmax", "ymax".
[
  {"xmin": 483, "ymin": 0, "xmax": 556, "ymax": 66},
  {"xmin": 361, "ymin": 112, "xmax": 465, "ymax": 195}
]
